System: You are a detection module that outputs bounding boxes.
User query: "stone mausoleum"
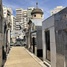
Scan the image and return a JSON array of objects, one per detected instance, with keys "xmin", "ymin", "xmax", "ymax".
[
  {"xmin": 42, "ymin": 7, "xmax": 67, "ymax": 67},
  {"xmin": 27, "ymin": 3, "xmax": 43, "ymax": 57}
]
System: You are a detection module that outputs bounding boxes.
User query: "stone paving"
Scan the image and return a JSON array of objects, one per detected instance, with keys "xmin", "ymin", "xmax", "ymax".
[{"xmin": 4, "ymin": 46, "xmax": 47, "ymax": 67}]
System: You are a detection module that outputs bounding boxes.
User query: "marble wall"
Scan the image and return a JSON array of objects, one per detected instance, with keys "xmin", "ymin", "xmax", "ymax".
[
  {"xmin": 42, "ymin": 7, "xmax": 67, "ymax": 67},
  {"xmin": 0, "ymin": 0, "xmax": 3, "ymax": 66}
]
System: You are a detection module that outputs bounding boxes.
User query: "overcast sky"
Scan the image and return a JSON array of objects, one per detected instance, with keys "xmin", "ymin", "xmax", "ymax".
[{"xmin": 2, "ymin": 0, "xmax": 67, "ymax": 19}]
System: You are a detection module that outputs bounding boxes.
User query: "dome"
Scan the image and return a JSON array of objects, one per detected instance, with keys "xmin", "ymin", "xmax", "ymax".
[{"xmin": 31, "ymin": 8, "xmax": 43, "ymax": 15}]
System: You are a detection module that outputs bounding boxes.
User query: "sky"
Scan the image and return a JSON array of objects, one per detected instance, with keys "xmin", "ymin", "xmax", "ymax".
[{"xmin": 2, "ymin": 0, "xmax": 67, "ymax": 19}]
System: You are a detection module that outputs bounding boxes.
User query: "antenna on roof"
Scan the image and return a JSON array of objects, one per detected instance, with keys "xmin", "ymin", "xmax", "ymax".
[{"xmin": 36, "ymin": 2, "xmax": 38, "ymax": 8}]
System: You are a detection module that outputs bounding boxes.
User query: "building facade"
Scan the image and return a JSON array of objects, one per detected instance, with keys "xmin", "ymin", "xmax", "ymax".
[
  {"xmin": 26, "ymin": 3, "xmax": 44, "ymax": 58},
  {"xmin": 15, "ymin": 7, "xmax": 34, "ymax": 39},
  {"xmin": 42, "ymin": 7, "xmax": 67, "ymax": 67},
  {"xmin": 11, "ymin": 15, "xmax": 16, "ymax": 43},
  {"xmin": 0, "ymin": 0, "xmax": 3, "ymax": 66},
  {"xmin": 11, "ymin": 15, "xmax": 16, "ymax": 31},
  {"xmin": 16, "ymin": 8, "xmax": 23, "ymax": 30},
  {"xmin": 15, "ymin": 8, "xmax": 23, "ymax": 39},
  {"xmin": 27, "ymin": 7, "xmax": 34, "ymax": 19},
  {"xmin": 3, "ymin": 6, "xmax": 12, "ymax": 53},
  {"xmin": 22, "ymin": 10, "xmax": 28, "ymax": 30}
]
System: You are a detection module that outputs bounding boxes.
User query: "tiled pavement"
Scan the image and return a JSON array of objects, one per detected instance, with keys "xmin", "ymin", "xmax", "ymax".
[{"xmin": 4, "ymin": 47, "xmax": 47, "ymax": 67}]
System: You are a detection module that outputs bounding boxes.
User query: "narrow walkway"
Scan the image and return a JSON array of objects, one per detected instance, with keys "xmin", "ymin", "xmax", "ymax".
[{"xmin": 4, "ymin": 47, "xmax": 46, "ymax": 67}]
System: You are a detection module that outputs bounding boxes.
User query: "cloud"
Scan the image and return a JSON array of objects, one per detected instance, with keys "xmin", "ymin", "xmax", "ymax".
[
  {"xmin": 3, "ymin": 4, "xmax": 17, "ymax": 10},
  {"xmin": 4, "ymin": 0, "xmax": 65, "ymax": 18}
]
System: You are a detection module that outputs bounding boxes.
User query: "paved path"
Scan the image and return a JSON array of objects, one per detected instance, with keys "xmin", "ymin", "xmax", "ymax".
[{"xmin": 4, "ymin": 47, "xmax": 46, "ymax": 67}]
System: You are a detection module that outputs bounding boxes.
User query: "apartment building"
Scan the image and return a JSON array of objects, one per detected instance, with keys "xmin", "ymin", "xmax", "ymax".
[
  {"xmin": 11, "ymin": 15, "xmax": 16, "ymax": 31},
  {"xmin": 13, "ymin": 16, "xmax": 16, "ymax": 31},
  {"xmin": 27, "ymin": 7, "xmax": 34, "ymax": 19},
  {"xmin": 22, "ymin": 10, "xmax": 27, "ymax": 29},
  {"xmin": 16, "ymin": 8, "xmax": 23, "ymax": 30},
  {"xmin": 11, "ymin": 15, "xmax": 16, "ymax": 43},
  {"xmin": 15, "ymin": 7, "xmax": 34, "ymax": 39}
]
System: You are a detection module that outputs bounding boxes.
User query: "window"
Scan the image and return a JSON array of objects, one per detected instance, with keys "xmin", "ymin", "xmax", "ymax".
[
  {"xmin": 34, "ymin": 15, "xmax": 36, "ymax": 17},
  {"xmin": 32, "ymin": 37, "xmax": 36, "ymax": 53},
  {"xmin": 4, "ymin": 12, "xmax": 6, "ymax": 14},
  {"xmin": 0, "ymin": 5, "xmax": 1, "ymax": 11},
  {"xmin": 45, "ymin": 30, "xmax": 51, "ymax": 61},
  {"xmin": 41, "ymin": 15, "xmax": 42, "ymax": 17},
  {"xmin": 0, "ymin": 16, "xmax": 2, "ymax": 33}
]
